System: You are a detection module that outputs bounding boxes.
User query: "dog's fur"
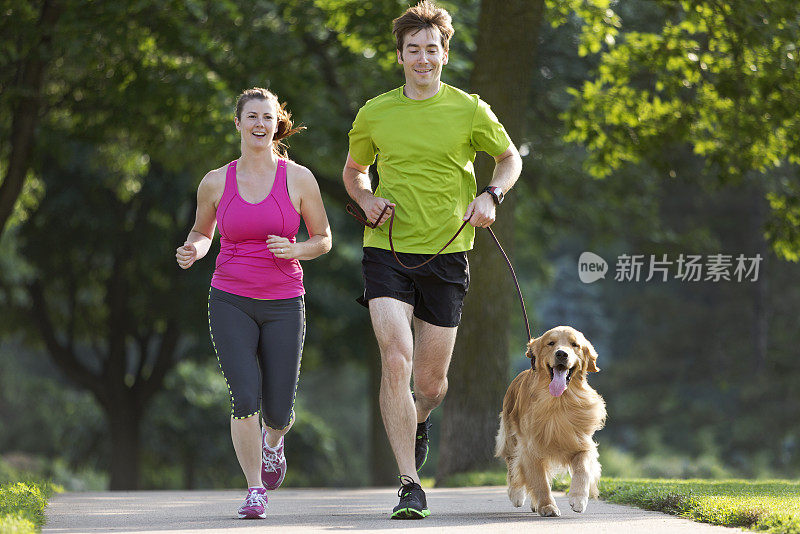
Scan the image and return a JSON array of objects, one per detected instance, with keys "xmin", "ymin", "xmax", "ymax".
[{"xmin": 495, "ymin": 326, "xmax": 606, "ymax": 517}]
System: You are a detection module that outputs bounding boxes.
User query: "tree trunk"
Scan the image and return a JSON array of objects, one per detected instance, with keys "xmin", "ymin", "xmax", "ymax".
[
  {"xmin": 106, "ymin": 396, "xmax": 142, "ymax": 490},
  {"xmin": 751, "ymin": 182, "xmax": 768, "ymax": 373},
  {"xmin": 0, "ymin": 0, "xmax": 61, "ymax": 237},
  {"xmin": 183, "ymin": 447, "xmax": 197, "ymax": 490},
  {"xmin": 437, "ymin": 0, "xmax": 543, "ymax": 482},
  {"xmin": 368, "ymin": 335, "xmax": 397, "ymax": 485}
]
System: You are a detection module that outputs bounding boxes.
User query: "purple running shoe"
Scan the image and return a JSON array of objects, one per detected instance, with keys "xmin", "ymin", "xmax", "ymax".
[
  {"xmin": 237, "ymin": 487, "xmax": 267, "ymax": 519},
  {"xmin": 261, "ymin": 429, "xmax": 287, "ymax": 490}
]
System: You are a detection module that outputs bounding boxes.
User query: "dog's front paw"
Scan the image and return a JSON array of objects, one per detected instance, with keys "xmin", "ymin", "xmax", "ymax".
[
  {"xmin": 569, "ymin": 493, "xmax": 588, "ymax": 513},
  {"xmin": 538, "ymin": 503, "xmax": 561, "ymax": 517},
  {"xmin": 508, "ymin": 486, "xmax": 526, "ymax": 507}
]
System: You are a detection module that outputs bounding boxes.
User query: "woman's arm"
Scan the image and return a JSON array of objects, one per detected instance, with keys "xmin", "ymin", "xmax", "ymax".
[{"xmin": 175, "ymin": 170, "xmax": 222, "ymax": 269}]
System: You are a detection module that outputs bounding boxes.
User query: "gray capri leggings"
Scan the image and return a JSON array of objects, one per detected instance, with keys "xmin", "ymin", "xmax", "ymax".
[{"xmin": 208, "ymin": 287, "xmax": 305, "ymax": 429}]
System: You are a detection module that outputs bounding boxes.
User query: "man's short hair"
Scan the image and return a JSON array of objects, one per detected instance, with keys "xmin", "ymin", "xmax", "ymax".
[{"xmin": 392, "ymin": 1, "xmax": 454, "ymax": 53}]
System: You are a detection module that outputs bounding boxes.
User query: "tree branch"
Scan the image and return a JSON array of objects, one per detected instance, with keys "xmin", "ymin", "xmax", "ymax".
[
  {"xmin": 138, "ymin": 318, "xmax": 180, "ymax": 403},
  {"xmin": 0, "ymin": 0, "xmax": 62, "ymax": 237},
  {"xmin": 27, "ymin": 279, "xmax": 104, "ymax": 401}
]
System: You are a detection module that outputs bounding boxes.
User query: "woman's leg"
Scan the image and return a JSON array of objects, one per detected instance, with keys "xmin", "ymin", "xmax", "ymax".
[
  {"xmin": 257, "ymin": 296, "xmax": 306, "ymax": 440},
  {"xmin": 230, "ymin": 416, "xmax": 262, "ymax": 487},
  {"xmin": 209, "ymin": 290, "xmax": 262, "ymax": 487},
  {"xmin": 253, "ymin": 296, "xmax": 305, "ymax": 492}
]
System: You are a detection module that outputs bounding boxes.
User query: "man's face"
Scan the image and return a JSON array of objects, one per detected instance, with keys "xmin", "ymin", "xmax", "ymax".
[{"xmin": 397, "ymin": 27, "xmax": 448, "ymax": 89}]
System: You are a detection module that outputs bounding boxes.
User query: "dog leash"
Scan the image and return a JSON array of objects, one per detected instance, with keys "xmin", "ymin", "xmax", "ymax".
[{"xmin": 346, "ymin": 202, "xmax": 532, "ymax": 344}]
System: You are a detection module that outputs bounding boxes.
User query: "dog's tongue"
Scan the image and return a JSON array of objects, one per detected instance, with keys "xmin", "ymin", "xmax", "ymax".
[{"xmin": 549, "ymin": 368, "xmax": 568, "ymax": 397}]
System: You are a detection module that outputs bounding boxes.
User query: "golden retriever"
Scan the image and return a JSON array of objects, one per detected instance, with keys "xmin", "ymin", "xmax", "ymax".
[{"xmin": 495, "ymin": 326, "xmax": 606, "ymax": 517}]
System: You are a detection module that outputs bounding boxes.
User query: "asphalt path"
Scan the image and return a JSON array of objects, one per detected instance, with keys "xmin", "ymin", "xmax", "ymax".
[{"xmin": 44, "ymin": 486, "xmax": 743, "ymax": 533}]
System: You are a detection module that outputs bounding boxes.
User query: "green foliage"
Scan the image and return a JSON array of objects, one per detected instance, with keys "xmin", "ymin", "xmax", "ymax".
[
  {"xmin": 0, "ymin": 343, "xmax": 108, "ymax": 489},
  {"xmin": 599, "ymin": 445, "xmax": 736, "ymax": 479},
  {"xmin": 766, "ymin": 180, "xmax": 800, "ymax": 261},
  {"xmin": 567, "ymin": 0, "xmax": 800, "ymax": 176},
  {"xmin": 17, "ymin": 137, "xmax": 211, "ymax": 368},
  {"xmin": 600, "ymin": 479, "xmax": 800, "ymax": 532},
  {"xmin": 562, "ymin": 0, "xmax": 800, "ymax": 260},
  {"xmin": 281, "ymin": 405, "xmax": 351, "ymax": 487},
  {"xmin": 546, "ymin": 0, "xmax": 621, "ymax": 56},
  {"xmin": 437, "ymin": 469, "xmax": 506, "ymax": 488},
  {"xmin": 0, "ymin": 481, "xmax": 57, "ymax": 534}
]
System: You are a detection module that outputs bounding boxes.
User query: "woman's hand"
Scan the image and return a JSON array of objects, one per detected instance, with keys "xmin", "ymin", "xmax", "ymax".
[
  {"xmin": 176, "ymin": 243, "xmax": 198, "ymax": 269},
  {"xmin": 266, "ymin": 235, "xmax": 297, "ymax": 259}
]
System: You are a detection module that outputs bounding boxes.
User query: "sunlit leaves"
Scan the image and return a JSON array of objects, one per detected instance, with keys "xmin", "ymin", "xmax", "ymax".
[
  {"xmin": 546, "ymin": 0, "xmax": 621, "ymax": 56},
  {"xmin": 566, "ymin": 0, "xmax": 800, "ymax": 176},
  {"xmin": 562, "ymin": 0, "xmax": 800, "ymax": 258}
]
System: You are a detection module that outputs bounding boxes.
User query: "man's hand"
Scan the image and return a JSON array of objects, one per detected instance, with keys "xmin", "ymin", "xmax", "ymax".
[
  {"xmin": 359, "ymin": 193, "xmax": 395, "ymax": 227},
  {"xmin": 463, "ymin": 192, "xmax": 496, "ymax": 228}
]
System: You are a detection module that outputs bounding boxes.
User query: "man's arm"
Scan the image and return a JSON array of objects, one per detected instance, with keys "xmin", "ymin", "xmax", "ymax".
[
  {"xmin": 342, "ymin": 152, "xmax": 395, "ymax": 227},
  {"xmin": 487, "ymin": 143, "xmax": 523, "ymax": 193},
  {"xmin": 463, "ymin": 143, "xmax": 523, "ymax": 228}
]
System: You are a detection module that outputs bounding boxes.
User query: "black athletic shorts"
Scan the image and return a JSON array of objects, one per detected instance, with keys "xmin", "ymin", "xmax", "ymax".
[{"xmin": 358, "ymin": 247, "xmax": 470, "ymax": 328}]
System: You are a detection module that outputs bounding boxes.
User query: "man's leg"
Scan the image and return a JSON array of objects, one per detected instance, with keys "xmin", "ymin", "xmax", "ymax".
[
  {"xmin": 369, "ymin": 297, "xmax": 419, "ymax": 482},
  {"xmin": 412, "ymin": 317, "xmax": 458, "ymax": 424}
]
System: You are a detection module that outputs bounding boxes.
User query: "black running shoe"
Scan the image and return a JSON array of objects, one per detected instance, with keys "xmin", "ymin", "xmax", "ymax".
[
  {"xmin": 415, "ymin": 417, "xmax": 431, "ymax": 471},
  {"xmin": 391, "ymin": 475, "xmax": 430, "ymax": 519}
]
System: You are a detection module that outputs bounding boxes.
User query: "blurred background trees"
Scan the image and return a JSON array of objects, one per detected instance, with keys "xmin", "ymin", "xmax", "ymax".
[{"xmin": 1, "ymin": 0, "xmax": 798, "ymax": 490}]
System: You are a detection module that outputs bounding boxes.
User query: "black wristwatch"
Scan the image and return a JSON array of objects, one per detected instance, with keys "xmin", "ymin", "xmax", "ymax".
[{"xmin": 481, "ymin": 186, "xmax": 504, "ymax": 205}]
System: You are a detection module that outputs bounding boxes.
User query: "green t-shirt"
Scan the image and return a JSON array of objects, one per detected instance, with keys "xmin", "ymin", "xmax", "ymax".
[{"xmin": 348, "ymin": 83, "xmax": 512, "ymax": 254}]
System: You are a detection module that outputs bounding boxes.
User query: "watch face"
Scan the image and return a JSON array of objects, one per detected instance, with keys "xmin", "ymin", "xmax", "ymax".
[{"xmin": 492, "ymin": 187, "xmax": 503, "ymax": 204}]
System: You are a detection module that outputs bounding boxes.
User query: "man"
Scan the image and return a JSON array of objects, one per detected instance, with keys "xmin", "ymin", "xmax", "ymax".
[{"xmin": 342, "ymin": 0, "xmax": 522, "ymax": 520}]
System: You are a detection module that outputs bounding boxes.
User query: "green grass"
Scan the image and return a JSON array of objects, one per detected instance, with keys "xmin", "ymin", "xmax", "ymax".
[
  {"xmin": 0, "ymin": 481, "xmax": 58, "ymax": 533},
  {"xmin": 438, "ymin": 470, "xmax": 800, "ymax": 533},
  {"xmin": 600, "ymin": 479, "xmax": 800, "ymax": 534}
]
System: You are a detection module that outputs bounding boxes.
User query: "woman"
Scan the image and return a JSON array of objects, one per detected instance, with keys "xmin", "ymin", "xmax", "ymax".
[{"xmin": 176, "ymin": 88, "xmax": 331, "ymax": 519}]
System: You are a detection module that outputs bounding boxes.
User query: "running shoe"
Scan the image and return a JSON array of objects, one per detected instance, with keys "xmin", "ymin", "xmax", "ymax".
[
  {"xmin": 261, "ymin": 429, "xmax": 287, "ymax": 490},
  {"xmin": 237, "ymin": 487, "xmax": 267, "ymax": 519},
  {"xmin": 415, "ymin": 417, "xmax": 431, "ymax": 471},
  {"xmin": 391, "ymin": 475, "xmax": 430, "ymax": 519}
]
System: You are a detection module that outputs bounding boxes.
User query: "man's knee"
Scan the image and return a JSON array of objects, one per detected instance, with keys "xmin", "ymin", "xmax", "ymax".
[
  {"xmin": 381, "ymin": 351, "xmax": 412, "ymax": 384},
  {"xmin": 415, "ymin": 375, "xmax": 448, "ymax": 403}
]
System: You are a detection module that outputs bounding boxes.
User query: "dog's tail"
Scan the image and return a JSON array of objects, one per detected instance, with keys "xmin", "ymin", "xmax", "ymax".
[{"xmin": 495, "ymin": 412, "xmax": 516, "ymax": 460}]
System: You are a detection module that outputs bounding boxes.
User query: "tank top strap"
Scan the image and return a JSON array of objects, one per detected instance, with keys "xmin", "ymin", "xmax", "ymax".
[
  {"xmin": 216, "ymin": 160, "xmax": 238, "ymax": 237},
  {"xmin": 224, "ymin": 160, "xmax": 238, "ymax": 197},
  {"xmin": 274, "ymin": 159, "xmax": 289, "ymax": 200}
]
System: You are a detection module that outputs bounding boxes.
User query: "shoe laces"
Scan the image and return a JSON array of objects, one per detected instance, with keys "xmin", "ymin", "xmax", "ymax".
[
  {"xmin": 244, "ymin": 489, "xmax": 266, "ymax": 508},
  {"xmin": 397, "ymin": 475, "xmax": 419, "ymax": 498},
  {"xmin": 262, "ymin": 443, "xmax": 284, "ymax": 471}
]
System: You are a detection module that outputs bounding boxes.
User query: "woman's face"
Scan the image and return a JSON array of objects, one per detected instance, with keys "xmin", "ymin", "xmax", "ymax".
[{"xmin": 235, "ymin": 98, "xmax": 278, "ymax": 151}]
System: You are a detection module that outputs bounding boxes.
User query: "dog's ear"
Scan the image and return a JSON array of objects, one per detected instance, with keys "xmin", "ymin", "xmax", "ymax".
[
  {"xmin": 582, "ymin": 338, "xmax": 600, "ymax": 373},
  {"xmin": 526, "ymin": 336, "xmax": 542, "ymax": 368}
]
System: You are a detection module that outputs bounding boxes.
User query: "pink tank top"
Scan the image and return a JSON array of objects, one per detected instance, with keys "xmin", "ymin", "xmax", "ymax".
[{"xmin": 211, "ymin": 159, "xmax": 304, "ymax": 299}]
